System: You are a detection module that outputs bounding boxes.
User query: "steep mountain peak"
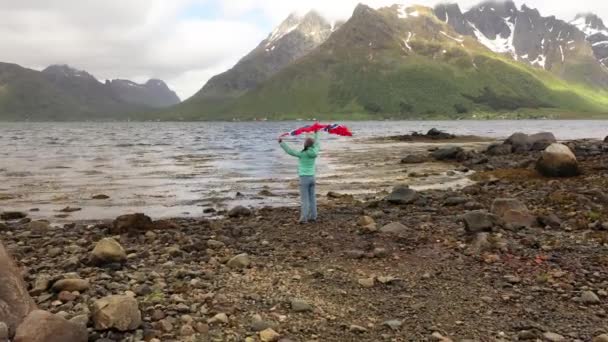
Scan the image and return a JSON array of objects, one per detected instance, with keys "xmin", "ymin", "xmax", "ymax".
[
  {"xmin": 264, "ymin": 10, "xmax": 330, "ymax": 48},
  {"xmin": 468, "ymin": 0, "xmax": 517, "ymax": 17},
  {"xmin": 573, "ymin": 13, "xmax": 607, "ymax": 31},
  {"xmin": 434, "ymin": 3, "xmax": 475, "ymax": 36},
  {"xmin": 42, "ymin": 64, "xmax": 96, "ymax": 80},
  {"xmin": 572, "ymin": 13, "xmax": 608, "ymax": 36}
]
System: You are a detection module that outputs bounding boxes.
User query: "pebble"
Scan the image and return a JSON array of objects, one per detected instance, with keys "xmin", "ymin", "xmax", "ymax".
[
  {"xmin": 593, "ymin": 334, "xmax": 608, "ymax": 342},
  {"xmin": 208, "ymin": 313, "xmax": 229, "ymax": 324},
  {"xmin": 358, "ymin": 277, "xmax": 375, "ymax": 288},
  {"xmin": 227, "ymin": 253, "xmax": 251, "ymax": 269},
  {"xmin": 382, "ymin": 319, "xmax": 403, "ymax": 330},
  {"xmin": 581, "ymin": 291, "xmax": 601, "ymax": 305},
  {"xmin": 180, "ymin": 324, "xmax": 195, "ymax": 336},
  {"xmin": 259, "ymin": 328, "xmax": 281, "ymax": 342},
  {"xmin": 543, "ymin": 332, "xmax": 565, "ymax": 342},
  {"xmin": 290, "ymin": 299, "xmax": 313, "ymax": 312},
  {"xmin": 350, "ymin": 324, "xmax": 368, "ymax": 333}
]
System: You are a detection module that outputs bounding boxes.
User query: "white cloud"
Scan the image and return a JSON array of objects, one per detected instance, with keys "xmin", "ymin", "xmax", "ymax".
[{"xmin": 0, "ymin": 0, "xmax": 606, "ymax": 100}]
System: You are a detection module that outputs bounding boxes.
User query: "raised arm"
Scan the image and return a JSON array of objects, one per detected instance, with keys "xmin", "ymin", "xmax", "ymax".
[{"xmin": 280, "ymin": 140, "xmax": 301, "ymax": 158}]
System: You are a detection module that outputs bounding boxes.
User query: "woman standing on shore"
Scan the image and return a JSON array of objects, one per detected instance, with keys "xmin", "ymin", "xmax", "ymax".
[{"xmin": 279, "ymin": 131, "xmax": 320, "ymax": 224}]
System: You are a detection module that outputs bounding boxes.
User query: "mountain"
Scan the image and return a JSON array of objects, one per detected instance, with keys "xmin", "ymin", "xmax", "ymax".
[
  {"xmin": 182, "ymin": 10, "xmax": 340, "ymax": 113},
  {"xmin": 106, "ymin": 79, "xmax": 180, "ymax": 108},
  {"xmin": 169, "ymin": 2, "xmax": 608, "ymax": 120},
  {"xmin": 571, "ymin": 13, "xmax": 608, "ymax": 68},
  {"xmin": 0, "ymin": 63, "xmax": 180, "ymax": 120},
  {"xmin": 436, "ymin": 1, "xmax": 608, "ymax": 87}
]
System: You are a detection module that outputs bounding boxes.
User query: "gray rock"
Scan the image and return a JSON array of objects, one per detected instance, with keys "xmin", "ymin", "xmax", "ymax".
[
  {"xmin": 228, "ymin": 206, "xmax": 252, "ymax": 218},
  {"xmin": 0, "ymin": 212, "xmax": 27, "ymax": 221},
  {"xmin": 51, "ymin": 278, "xmax": 89, "ymax": 293},
  {"xmin": 14, "ymin": 310, "xmax": 87, "ymax": 342},
  {"xmin": 382, "ymin": 319, "xmax": 403, "ymax": 330},
  {"xmin": 593, "ymin": 334, "xmax": 608, "ymax": 342},
  {"xmin": 538, "ymin": 212, "xmax": 562, "ymax": 228},
  {"xmin": 91, "ymin": 238, "xmax": 127, "ymax": 265},
  {"xmin": 111, "ymin": 213, "xmax": 153, "ymax": 234},
  {"xmin": 444, "ymin": 197, "xmax": 468, "ymax": 206},
  {"xmin": 0, "ymin": 322, "xmax": 7, "ymax": 341},
  {"xmin": 431, "ymin": 146, "xmax": 466, "ymax": 161},
  {"xmin": 463, "ymin": 211, "xmax": 496, "ymax": 233},
  {"xmin": 486, "ymin": 143, "xmax": 513, "ymax": 156},
  {"xmin": 581, "ymin": 290, "xmax": 601, "ymax": 305},
  {"xmin": 207, "ymin": 240, "xmax": 225, "ymax": 249},
  {"xmin": 91, "ymin": 295, "xmax": 142, "ymax": 331},
  {"xmin": 30, "ymin": 275, "xmax": 52, "ymax": 296},
  {"xmin": 401, "ymin": 154, "xmax": 427, "ymax": 164},
  {"xmin": 379, "ymin": 222, "xmax": 408, "ymax": 234},
  {"xmin": 542, "ymin": 332, "xmax": 565, "ymax": 342},
  {"xmin": 290, "ymin": 299, "xmax": 313, "ymax": 312},
  {"xmin": 0, "ymin": 241, "xmax": 37, "ymax": 335},
  {"xmin": 227, "ymin": 253, "xmax": 251, "ymax": 269},
  {"xmin": 385, "ymin": 186, "xmax": 419, "ymax": 205}
]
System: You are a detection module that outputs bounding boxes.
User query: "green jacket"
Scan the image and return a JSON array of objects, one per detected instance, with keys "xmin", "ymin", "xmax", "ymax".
[{"xmin": 280, "ymin": 131, "xmax": 320, "ymax": 176}]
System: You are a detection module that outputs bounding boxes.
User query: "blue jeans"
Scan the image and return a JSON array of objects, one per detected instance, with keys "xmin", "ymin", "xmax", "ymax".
[{"xmin": 299, "ymin": 176, "xmax": 317, "ymax": 222}]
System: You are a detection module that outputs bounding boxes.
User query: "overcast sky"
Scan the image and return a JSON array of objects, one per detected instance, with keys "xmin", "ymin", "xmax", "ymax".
[{"xmin": 0, "ymin": 0, "xmax": 606, "ymax": 100}]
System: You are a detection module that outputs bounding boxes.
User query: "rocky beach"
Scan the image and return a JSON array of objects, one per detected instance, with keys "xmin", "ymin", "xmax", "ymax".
[{"xmin": 2, "ymin": 130, "xmax": 608, "ymax": 342}]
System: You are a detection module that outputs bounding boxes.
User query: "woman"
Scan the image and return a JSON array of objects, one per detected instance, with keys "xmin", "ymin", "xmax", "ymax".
[{"xmin": 279, "ymin": 131, "xmax": 320, "ymax": 224}]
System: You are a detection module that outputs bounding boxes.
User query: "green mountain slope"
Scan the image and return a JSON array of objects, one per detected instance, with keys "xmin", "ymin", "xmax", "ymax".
[
  {"xmin": 0, "ymin": 63, "xmax": 179, "ymax": 121},
  {"xmin": 168, "ymin": 4, "xmax": 608, "ymax": 120}
]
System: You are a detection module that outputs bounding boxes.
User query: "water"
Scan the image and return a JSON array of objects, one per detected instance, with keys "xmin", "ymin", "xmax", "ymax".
[{"xmin": 0, "ymin": 120, "xmax": 605, "ymax": 220}]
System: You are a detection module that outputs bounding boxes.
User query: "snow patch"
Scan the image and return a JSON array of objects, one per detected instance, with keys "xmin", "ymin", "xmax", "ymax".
[
  {"xmin": 403, "ymin": 32, "xmax": 414, "ymax": 51},
  {"xmin": 593, "ymin": 41, "xmax": 608, "ymax": 47},
  {"xmin": 531, "ymin": 54, "xmax": 547, "ymax": 69},
  {"xmin": 471, "ymin": 19, "xmax": 516, "ymax": 57},
  {"xmin": 571, "ymin": 17, "xmax": 608, "ymax": 37},
  {"xmin": 559, "ymin": 45, "xmax": 565, "ymax": 62},
  {"xmin": 440, "ymin": 31, "xmax": 464, "ymax": 43},
  {"xmin": 266, "ymin": 21, "xmax": 300, "ymax": 47},
  {"xmin": 398, "ymin": 5, "xmax": 419, "ymax": 19}
]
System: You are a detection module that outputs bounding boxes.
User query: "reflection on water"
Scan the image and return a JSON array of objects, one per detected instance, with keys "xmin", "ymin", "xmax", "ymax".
[{"xmin": 0, "ymin": 120, "xmax": 605, "ymax": 220}]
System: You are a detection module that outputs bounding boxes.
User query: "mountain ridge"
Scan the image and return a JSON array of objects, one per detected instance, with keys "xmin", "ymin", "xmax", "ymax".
[
  {"xmin": 0, "ymin": 63, "xmax": 180, "ymax": 120},
  {"xmin": 167, "ymin": 1, "xmax": 608, "ymax": 120}
]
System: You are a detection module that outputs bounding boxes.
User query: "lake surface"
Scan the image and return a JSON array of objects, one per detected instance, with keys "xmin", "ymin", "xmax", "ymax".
[{"xmin": 0, "ymin": 120, "xmax": 606, "ymax": 221}]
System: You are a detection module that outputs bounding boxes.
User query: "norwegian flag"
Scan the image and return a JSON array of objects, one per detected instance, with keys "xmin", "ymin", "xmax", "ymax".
[{"xmin": 280, "ymin": 122, "xmax": 352, "ymax": 138}]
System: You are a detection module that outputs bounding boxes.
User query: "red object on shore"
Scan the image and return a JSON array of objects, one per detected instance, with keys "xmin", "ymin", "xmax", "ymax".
[{"xmin": 280, "ymin": 123, "xmax": 353, "ymax": 138}]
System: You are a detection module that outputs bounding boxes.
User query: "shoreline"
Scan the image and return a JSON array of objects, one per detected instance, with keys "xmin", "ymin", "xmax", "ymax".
[{"xmin": 2, "ymin": 131, "xmax": 608, "ymax": 341}]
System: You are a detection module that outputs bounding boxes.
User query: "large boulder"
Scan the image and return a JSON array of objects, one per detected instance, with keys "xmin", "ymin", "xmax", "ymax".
[
  {"xmin": 536, "ymin": 143, "xmax": 580, "ymax": 178},
  {"xmin": 385, "ymin": 186, "xmax": 419, "ymax": 205},
  {"xmin": 13, "ymin": 310, "xmax": 87, "ymax": 342},
  {"xmin": 431, "ymin": 146, "xmax": 466, "ymax": 161},
  {"xmin": 505, "ymin": 132, "xmax": 557, "ymax": 153},
  {"xmin": 0, "ymin": 241, "xmax": 37, "ymax": 336},
  {"xmin": 529, "ymin": 132, "xmax": 557, "ymax": 151},
  {"xmin": 0, "ymin": 212, "xmax": 27, "ymax": 221},
  {"xmin": 111, "ymin": 213, "xmax": 153, "ymax": 234},
  {"xmin": 505, "ymin": 133, "xmax": 531, "ymax": 153},
  {"xmin": 486, "ymin": 143, "xmax": 513, "ymax": 156},
  {"xmin": 91, "ymin": 238, "xmax": 127, "ymax": 265},
  {"xmin": 91, "ymin": 295, "xmax": 141, "ymax": 331}
]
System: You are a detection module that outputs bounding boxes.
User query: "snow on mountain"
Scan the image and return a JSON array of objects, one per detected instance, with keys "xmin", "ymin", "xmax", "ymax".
[{"xmin": 571, "ymin": 13, "xmax": 608, "ymax": 67}]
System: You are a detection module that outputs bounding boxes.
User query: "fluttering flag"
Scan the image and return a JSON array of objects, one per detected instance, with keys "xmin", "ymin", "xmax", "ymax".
[{"xmin": 280, "ymin": 122, "xmax": 353, "ymax": 138}]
